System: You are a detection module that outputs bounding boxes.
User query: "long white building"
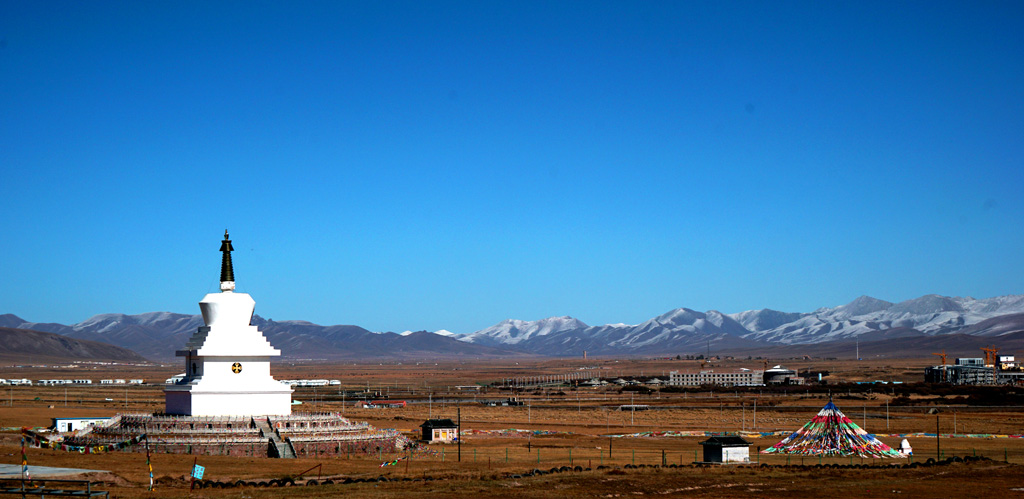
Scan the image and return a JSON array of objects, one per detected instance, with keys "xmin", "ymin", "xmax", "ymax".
[{"xmin": 668, "ymin": 369, "xmax": 764, "ymax": 386}]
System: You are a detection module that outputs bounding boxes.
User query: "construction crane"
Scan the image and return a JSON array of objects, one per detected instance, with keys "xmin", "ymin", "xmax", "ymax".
[
  {"xmin": 932, "ymin": 350, "xmax": 949, "ymax": 383},
  {"xmin": 981, "ymin": 346, "xmax": 999, "ymax": 367}
]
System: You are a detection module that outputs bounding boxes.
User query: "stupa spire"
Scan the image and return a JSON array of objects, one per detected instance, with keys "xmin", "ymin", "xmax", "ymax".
[{"xmin": 219, "ymin": 230, "xmax": 235, "ymax": 291}]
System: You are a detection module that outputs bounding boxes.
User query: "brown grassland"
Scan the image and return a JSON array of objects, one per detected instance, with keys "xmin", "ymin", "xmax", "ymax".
[{"xmin": 1, "ymin": 357, "xmax": 1023, "ymax": 497}]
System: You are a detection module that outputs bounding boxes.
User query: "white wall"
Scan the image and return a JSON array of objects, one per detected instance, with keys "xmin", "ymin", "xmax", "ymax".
[{"xmin": 722, "ymin": 446, "xmax": 750, "ymax": 463}]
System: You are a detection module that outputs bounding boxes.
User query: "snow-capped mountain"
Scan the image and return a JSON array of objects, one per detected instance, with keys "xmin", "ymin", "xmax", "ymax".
[
  {"xmin": 735, "ymin": 294, "xmax": 1024, "ymax": 344},
  {"xmin": 458, "ymin": 294, "xmax": 1024, "ymax": 355},
  {"xmin": 460, "ymin": 316, "xmax": 588, "ymax": 346},
  {"xmin": 459, "ymin": 308, "xmax": 766, "ymax": 356}
]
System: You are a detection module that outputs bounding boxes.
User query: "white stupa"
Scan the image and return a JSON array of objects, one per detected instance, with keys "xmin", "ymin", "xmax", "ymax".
[{"xmin": 164, "ymin": 231, "xmax": 293, "ymax": 416}]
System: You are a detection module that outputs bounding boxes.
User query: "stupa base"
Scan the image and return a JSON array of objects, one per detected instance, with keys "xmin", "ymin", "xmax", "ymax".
[{"xmin": 164, "ymin": 388, "xmax": 292, "ymax": 417}]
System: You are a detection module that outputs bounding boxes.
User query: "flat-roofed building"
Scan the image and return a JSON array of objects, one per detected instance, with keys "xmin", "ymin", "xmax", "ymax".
[
  {"xmin": 925, "ymin": 365, "xmax": 994, "ymax": 385},
  {"xmin": 420, "ymin": 419, "xmax": 458, "ymax": 443},
  {"xmin": 669, "ymin": 369, "xmax": 764, "ymax": 386}
]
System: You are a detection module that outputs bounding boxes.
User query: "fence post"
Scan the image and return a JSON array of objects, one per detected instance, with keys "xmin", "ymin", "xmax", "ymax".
[
  {"xmin": 632, "ymin": 449, "xmax": 635, "ymax": 465},
  {"xmin": 537, "ymin": 449, "xmax": 540, "ymax": 464},
  {"xmin": 505, "ymin": 447, "xmax": 508, "ymax": 463}
]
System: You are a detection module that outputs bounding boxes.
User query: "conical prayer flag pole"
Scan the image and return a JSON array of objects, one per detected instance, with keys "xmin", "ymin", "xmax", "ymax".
[{"xmin": 762, "ymin": 399, "xmax": 903, "ymax": 458}]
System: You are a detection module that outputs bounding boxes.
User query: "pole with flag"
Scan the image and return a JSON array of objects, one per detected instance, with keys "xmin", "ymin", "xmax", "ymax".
[
  {"xmin": 145, "ymin": 435, "xmax": 153, "ymax": 491},
  {"xmin": 21, "ymin": 430, "xmax": 29, "ymax": 484}
]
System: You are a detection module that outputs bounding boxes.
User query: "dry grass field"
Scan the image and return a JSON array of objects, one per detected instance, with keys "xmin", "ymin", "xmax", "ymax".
[{"xmin": 2, "ymin": 357, "xmax": 1024, "ymax": 497}]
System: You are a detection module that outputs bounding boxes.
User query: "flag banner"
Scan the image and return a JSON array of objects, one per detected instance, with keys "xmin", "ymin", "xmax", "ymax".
[
  {"xmin": 380, "ymin": 456, "xmax": 406, "ymax": 467},
  {"xmin": 21, "ymin": 432, "xmax": 29, "ymax": 481},
  {"xmin": 146, "ymin": 436, "xmax": 154, "ymax": 491},
  {"xmin": 762, "ymin": 400, "xmax": 904, "ymax": 458},
  {"xmin": 22, "ymin": 428, "xmax": 147, "ymax": 455}
]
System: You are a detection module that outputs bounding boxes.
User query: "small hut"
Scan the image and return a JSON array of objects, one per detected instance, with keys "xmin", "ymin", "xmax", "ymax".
[
  {"xmin": 699, "ymin": 435, "xmax": 751, "ymax": 463},
  {"xmin": 420, "ymin": 419, "xmax": 458, "ymax": 443}
]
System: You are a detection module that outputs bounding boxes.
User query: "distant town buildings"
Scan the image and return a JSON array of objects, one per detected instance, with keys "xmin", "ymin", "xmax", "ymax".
[{"xmin": 925, "ymin": 355, "xmax": 1024, "ymax": 385}]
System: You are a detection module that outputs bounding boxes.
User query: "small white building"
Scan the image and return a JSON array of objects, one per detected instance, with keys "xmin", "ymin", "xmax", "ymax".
[
  {"xmin": 420, "ymin": 419, "xmax": 458, "ymax": 443},
  {"xmin": 699, "ymin": 436, "xmax": 752, "ymax": 463},
  {"xmin": 52, "ymin": 417, "xmax": 111, "ymax": 433}
]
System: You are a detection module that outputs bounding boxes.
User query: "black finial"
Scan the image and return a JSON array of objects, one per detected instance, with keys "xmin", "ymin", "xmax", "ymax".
[{"xmin": 220, "ymin": 230, "xmax": 234, "ymax": 283}]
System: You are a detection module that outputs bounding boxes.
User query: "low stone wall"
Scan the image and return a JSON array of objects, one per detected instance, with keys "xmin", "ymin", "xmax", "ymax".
[
  {"xmin": 58, "ymin": 412, "xmax": 405, "ymax": 458},
  {"xmin": 146, "ymin": 441, "xmax": 269, "ymax": 457},
  {"xmin": 289, "ymin": 437, "xmax": 402, "ymax": 457}
]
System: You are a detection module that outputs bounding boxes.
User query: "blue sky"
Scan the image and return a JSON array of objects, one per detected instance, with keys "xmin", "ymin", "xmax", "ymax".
[{"xmin": 1, "ymin": 1, "xmax": 1022, "ymax": 334}]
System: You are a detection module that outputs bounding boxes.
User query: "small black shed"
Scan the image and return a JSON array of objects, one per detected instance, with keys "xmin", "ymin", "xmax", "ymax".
[
  {"xmin": 420, "ymin": 418, "xmax": 458, "ymax": 443},
  {"xmin": 699, "ymin": 435, "xmax": 751, "ymax": 463}
]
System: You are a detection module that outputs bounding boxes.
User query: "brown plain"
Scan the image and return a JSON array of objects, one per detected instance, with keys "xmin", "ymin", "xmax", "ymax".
[{"xmin": 1, "ymin": 357, "xmax": 1022, "ymax": 498}]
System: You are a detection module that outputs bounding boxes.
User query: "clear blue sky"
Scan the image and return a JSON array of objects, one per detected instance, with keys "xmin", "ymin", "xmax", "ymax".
[{"xmin": 1, "ymin": 1, "xmax": 1022, "ymax": 334}]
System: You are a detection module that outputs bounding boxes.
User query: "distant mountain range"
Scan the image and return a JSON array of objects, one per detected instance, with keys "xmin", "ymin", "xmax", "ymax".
[
  {"xmin": 459, "ymin": 294, "xmax": 1024, "ymax": 356},
  {"xmin": 3, "ymin": 293, "xmax": 1023, "ymax": 361},
  {"xmin": 0, "ymin": 313, "xmax": 524, "ymax": 362},
  {"xmin": 0, "ymin": 326, "xmax": 147, "ymax": 363}
]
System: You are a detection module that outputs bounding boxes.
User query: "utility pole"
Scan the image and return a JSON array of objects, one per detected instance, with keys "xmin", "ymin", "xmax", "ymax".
[{"xmin": 457, "ymin": 404, "xmax": 462, "ymax": 462}]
